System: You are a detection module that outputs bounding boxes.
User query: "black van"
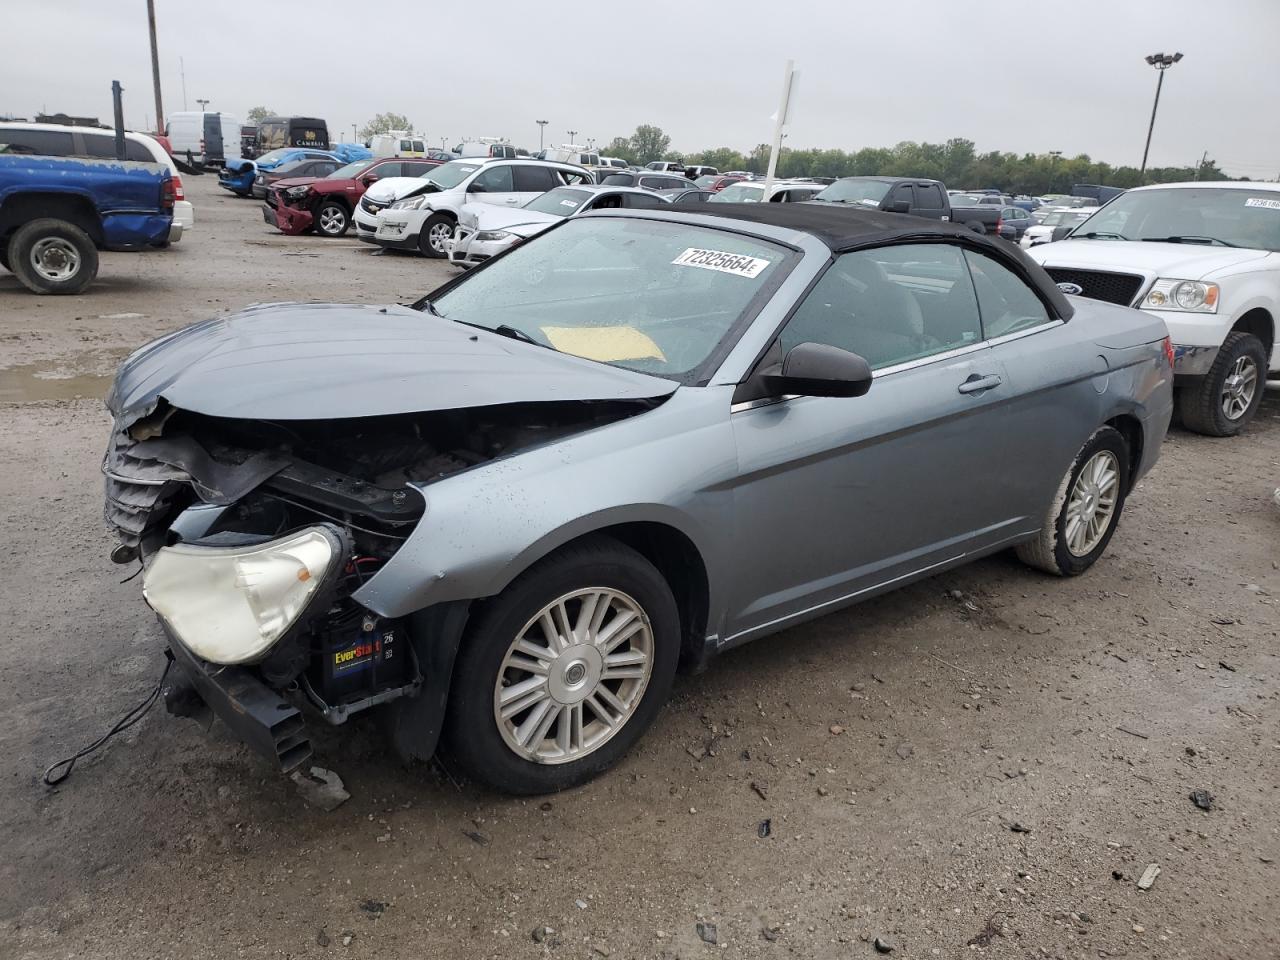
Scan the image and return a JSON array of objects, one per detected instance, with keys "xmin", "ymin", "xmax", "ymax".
[{"xmin": 256, "ymin": 117, "xmax": 329, "ymax": 154}]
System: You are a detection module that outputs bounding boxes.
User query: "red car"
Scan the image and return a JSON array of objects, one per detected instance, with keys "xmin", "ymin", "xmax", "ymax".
[{"xmin": 263, "ymin": 156, "xmax": 442, "ymax": 237}]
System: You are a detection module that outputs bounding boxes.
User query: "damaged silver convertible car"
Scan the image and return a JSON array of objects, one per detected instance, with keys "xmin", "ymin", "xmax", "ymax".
[{"xmin": 103, "ymin": 204, "xmax": 1174, "ymax": 794}]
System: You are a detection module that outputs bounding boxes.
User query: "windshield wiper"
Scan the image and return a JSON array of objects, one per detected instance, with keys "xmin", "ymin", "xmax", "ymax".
[
  {"xmin": 492, "ymin": 324, "xmax": 541, "ymax": 345},
  {"xmin": 1141, "ymin": 235, "xmax": 1237, "ymax": 247},
  {"xmin": 1073, "ymin": 231, "xmax": 1128, "ymax": 240}
]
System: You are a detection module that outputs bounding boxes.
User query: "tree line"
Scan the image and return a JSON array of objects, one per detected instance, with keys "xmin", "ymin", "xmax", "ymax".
[{"xmin": 602, "ymin": 126, "xmax": 1240, "ymax": 195}]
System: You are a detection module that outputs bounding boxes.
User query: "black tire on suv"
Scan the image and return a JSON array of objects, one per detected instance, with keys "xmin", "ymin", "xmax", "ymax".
[
  {"xmin": 1177, "ymin": 331, "xmax": 1268, "ymax": 436},
  {"xmin": 7, "ymin": 218, "xmax": 99, "ymax": 295},
  {"xmin": 418, "ymin": 213, "xmax": 455, "ymax": 258}
]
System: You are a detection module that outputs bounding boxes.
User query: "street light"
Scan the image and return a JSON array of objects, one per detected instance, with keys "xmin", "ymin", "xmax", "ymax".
[
  {"xmin": 536, "ymin": 119, "xmax": 548, "ymax": 152},
  {"xmin": 567, "ymin": 129, "xmax": 578, "ymax": 145},
  {"xmin": 1139, "ymin": 51, "xmax": 1183, "ymax": 181},
  {"xmin": 195, "ymin": 98, "xmax": 209, "ymax": 111}
]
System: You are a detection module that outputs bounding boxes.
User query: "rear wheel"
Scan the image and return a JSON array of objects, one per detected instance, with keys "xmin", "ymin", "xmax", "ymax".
[
  {"xmin": 444, "ymin": 537, "xmax": 679, "ymax": 794},
  {"xmin": 1178, "ymin": 331, "xmax": 1267, "ymax": 436},
  {"xmin": 1016, "ymin": 426, "xmax": 1129, "ymax": 576},
  {"xmin": 8, "ymin": 219, "xmax": 98, "ymax": 295},
  {"xmin": 418, "ymin": 213, "xmax": 454, "ymax": 258},
  {"xmin": 314, "ymin": 200, "xmax": 350, "ymax": 237}
]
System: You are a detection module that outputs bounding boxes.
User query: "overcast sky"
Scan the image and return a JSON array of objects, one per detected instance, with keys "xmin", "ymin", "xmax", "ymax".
[{"xmin": 3, "ymin": 0, "xmax": 1277, "ymax": 178}]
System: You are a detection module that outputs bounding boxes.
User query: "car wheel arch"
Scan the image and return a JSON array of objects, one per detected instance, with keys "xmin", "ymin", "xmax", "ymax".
[
  {"xmin": 484, "ymin": 512, "xmax": 715, "ymax": 669},
  {"xmin": 1104, "ymin": 413, "xmax": 1143, "ymax": 489},
  {"xmin": 1231, "ymin": 307, "xmax": 1274, "ymax": 361}
]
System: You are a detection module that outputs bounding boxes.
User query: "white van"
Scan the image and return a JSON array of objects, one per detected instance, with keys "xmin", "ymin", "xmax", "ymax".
[
  {"xmin": 544, "ymin": 144, "xmax": 601, "ymax": 167},
  {"xmin": 369, "ymin": 132, "xmax": 426, "ymax": 158},
  {"xmin": 165, "ymin": 111, "xmax": 241, "ymax": 166},
  {"xmin": 455, "ymin": 139, "xmax": 518, "ymax": 159}
]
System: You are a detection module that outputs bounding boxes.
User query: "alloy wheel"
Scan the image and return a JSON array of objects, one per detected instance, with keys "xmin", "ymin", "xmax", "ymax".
[
  {"xmin": 1064, "ymin": 450, "xmax": 1120, "ymax": 557},
  {"xmin": 30, "ymin": 237, "xmax": 80, "ymax": 282},
  {"xmin": 318, "ymin": 206, "xmax": 346, "ymax": 235},
  {"xmin": 428, "ymin": 222, "xmax": 452, "ymax": 253},
  {"xmin": 493, "ymin": 588, "xmax": 654, "ymax": 764},
  {"xmin": 1221, "ymin": 355, "xmax": 1258, "ymax": 421}
]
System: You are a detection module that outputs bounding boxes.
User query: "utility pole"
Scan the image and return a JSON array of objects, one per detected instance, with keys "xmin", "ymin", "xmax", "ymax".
[
  {"xmin": 1139, "ymin": 51, "xmax": 1182, "ymax": 182},
  {"xmin": 536, "ymin": 119, "xmax": 548, "ymax": 152},
  {"xmin": 146, "ymin": 0, "xmax": 164, "ymax": 133},
  {"xmin": 180, "ymin": 56, "xmax": 187, "ymax": 110},
  {"xmin": 1194, "ymin": 149, "xmax": 1208, "ymax": 181}
]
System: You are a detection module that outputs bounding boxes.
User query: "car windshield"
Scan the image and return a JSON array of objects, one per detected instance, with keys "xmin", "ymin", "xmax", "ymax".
[
  {"xmin": 711, "ymin": 183, "xmax": 765, "ymax": 203},
  {"xmin": 332, "ymin": 159, "xmax": 375, "ymax": 179},
  {"xmin": 1043, "ymin": 209, "xmax": 1095, "ymax": 227},
  {"xmin": 272, "ymin": 160, "xmax": 310, "ymax": 174},
  {"xmin": 694, "ymin": 175, "xmax": 718, "ymax": 187},
  {"xmin": 423, "ymin": 160, "xmax": 483, "ymax": 190},
  {"xmin": 1071, "ymin": 188, "xmax": 1280, "ymax": 250},
  {"xmin": 811, "ymin": 180, "xmax": 891, "ymax": 205},
  {"xmin": 431, "ymin": 217, "xmax": 791, "ymax": 381},
  {"xmin": 601, "ymin": 174, "xmax": 633, "ymax": 185},
  {"xmin": 949, "ymin": 193, "xmax": 985, "ymax": 206},
  {"xmin": 523, "ymin": 188, "xmax": 591, "ymax": 216}
]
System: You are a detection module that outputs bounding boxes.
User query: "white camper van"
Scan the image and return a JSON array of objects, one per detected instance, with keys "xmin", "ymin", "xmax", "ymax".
[{"xmin": 166, "ymin": 111, "xmax": 241, "ymax": 166}]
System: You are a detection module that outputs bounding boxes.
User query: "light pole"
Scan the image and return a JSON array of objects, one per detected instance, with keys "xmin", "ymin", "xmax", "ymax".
[
  {"xmin": 1140, "ymin": 51, "xmax": 1182, "ymax": 181},
  {"xmin": 567, "ymin": 129, "xmax": 578, "ymax": 145},
  {"xmin": 195, "ymin": 98, "xmax": 209, "ymax": 112},
  {"xmin": 145, "ymin": 0, "xmax": 164, "ymax": 130},
  {"xmin": 536, "ymin": 119, "xmax": 548, "ymax": 152}
]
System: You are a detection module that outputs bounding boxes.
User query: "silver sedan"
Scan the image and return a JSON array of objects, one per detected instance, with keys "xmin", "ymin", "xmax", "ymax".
[{"xmin": 103, "ymin": 204, "xmax": 1174, "ymax": 794}]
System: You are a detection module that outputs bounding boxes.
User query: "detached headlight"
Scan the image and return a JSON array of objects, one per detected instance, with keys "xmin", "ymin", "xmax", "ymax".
[
  {"xmin": 1145, "ymin": 279, "xmax": 1219, "ymax": 313},
  {"xmin": 474, "ymin": 229, "xmax": 515, "ymax": 242},
  {"xmin": 143, "ymin": 527, "xmax": 341, "ymax": 665},
  {"xmin": 390, "ymin": 196, "xmax": 429, "ymax": 210}
]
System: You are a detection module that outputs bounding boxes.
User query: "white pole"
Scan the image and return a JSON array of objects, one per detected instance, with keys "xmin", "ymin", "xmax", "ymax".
[{"xmin": 763, "ymin": 60, "xmax": 794, "ymax": 196}]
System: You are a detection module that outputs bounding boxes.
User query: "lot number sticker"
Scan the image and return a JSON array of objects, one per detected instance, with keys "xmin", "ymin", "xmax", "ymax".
[
  {"xmin": 1245, "ymin": 198, "xmax": 1280, "ymax": 210},
  {"xmin": 672, "ymin": 248, "xmax": 771, "ymax": 278}
]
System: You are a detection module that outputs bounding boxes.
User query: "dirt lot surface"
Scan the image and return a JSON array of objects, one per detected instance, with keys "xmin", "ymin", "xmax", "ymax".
[{"xmin": 1, "ymin": 176, "xmax": 1277, "ymax": 960}]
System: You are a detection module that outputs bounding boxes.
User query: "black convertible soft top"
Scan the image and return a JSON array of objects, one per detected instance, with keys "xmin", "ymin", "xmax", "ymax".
[{"xmin": 692, "ymin": 202, "xmax": 1075, "ymax": 320}]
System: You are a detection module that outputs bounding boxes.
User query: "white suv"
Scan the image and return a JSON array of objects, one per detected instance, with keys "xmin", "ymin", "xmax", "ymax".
[
  {"xmin": 366, "ymin": 158, "xmax": 592, "ymax": 257},
  {"xmin": 1029, "ymin": 181, "xmax": 1280, "ymax": 436}
]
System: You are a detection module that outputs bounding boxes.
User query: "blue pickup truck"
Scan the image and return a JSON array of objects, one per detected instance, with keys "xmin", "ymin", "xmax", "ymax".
[{"xmin": 0, "ymin": 154, "xmax": 176, "ymax": 294}]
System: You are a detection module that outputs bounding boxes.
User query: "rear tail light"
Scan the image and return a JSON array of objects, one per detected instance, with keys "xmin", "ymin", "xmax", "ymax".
[
  {"xmin": 1162, "ymin": 336, "xmax": 1176, "ymax": 368},
  {"xmin": 172, "ymin": 174, "xmax": 185, "ymax": 202},
  {"xmin": 161, "ymin": 178, "xmax": 175, "ymax": 211},
  {"xmin": 994, "ymin": 217, "xmax": 1003, "ymax": 234}
]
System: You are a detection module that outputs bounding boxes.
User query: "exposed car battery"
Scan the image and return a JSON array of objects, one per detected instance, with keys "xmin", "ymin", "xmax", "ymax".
[{"xmin": 312, "ymin": 608, "xmax": 408, "ymax": 705}]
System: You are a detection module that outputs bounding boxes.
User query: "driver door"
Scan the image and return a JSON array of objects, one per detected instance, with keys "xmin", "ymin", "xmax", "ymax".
[
  {"xmin": 467, "ymin": 163, "xmax": 520, "ymax": 207},
  {"xmin": 724, "ymin": 243, "xmax": 1016, "ymax": 643}
]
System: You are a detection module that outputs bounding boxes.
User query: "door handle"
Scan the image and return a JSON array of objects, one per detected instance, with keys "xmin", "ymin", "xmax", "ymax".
[{"xmin": 958, "ymin": 374, "xmax": 1003, "ymax": 394}]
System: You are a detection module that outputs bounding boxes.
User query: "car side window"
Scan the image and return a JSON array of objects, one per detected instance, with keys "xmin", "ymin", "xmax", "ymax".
[
  {"xmin": 963, "ymin": 251, "xmax": 1052, "ymax": 339},
  {"xmin": 376, "ymin": 162, "xmax": 402, "ymax": 177},
  {"xmin": 0, "ymin": 128, "xmax": 75, "ymax": 156},
  {"xmin": 512, "ymin": 164, "xmax": 558, "ymax": 191},
  {"xmin": 890, "ymin": 183, "xmax": 913, "ymax": 206},
  {"xmin": 559, "ymin": 169, "xmax": 593, "ymax": 186},
  {"xmin": 622, "ymin": 192, "xmax": 665, "ymax": 208},
  {"xmin": 471, "ymin": 165, "xmax": 514, "ymax": 192},
  {"xmin": 779, "ymin": 244, "xmax": 982, "ymax": 371},
  {"xmin": 917, "ymin": 184, "xmax": 943, "ymax": 209}
]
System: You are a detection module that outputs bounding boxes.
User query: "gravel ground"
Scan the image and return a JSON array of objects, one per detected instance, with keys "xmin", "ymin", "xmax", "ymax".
[{"xmin": 1, "ymin": 176, "xmax": 1277, "ymax": 959}]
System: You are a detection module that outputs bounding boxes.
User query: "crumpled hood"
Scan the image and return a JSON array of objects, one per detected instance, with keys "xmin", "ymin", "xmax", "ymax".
[
  {"xmin": 364, "ymin": 176, "xmax": 436, "ymax": 204},
  {"xmin": 459, "ymin": 201, "xmax": 559, "ymax": 234},
  {"xmin": 107, "ymin": 302, "xmax": 677, "ymax": 421},
  {"xmin": 1029, "ymin": 240, "xmax": 1271, "ymax": 280},
  {"xmin": 270, "ymin": 176, "xmax": 320, "ymax": 190}
]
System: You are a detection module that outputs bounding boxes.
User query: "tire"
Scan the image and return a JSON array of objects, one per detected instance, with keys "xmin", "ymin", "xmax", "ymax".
[
  {"xmin": 313, "ymin": 199, "xmax": 350, "ymax": 238},
  {"xmin": 418, "ymin": 213, "xmax": 454, "ymax": 258},
  {"xmin": 8, "ymin": 219, "xmax": 98, "ymax": 295},
  {"xmin": 443, "ymin": 536, "xmax": 680, "ymax": 795},
  {"xmin": 1016, "ymin": 425, "xmax": 1130, "ymax": 577},
  {"xmin": 1177, "ymin": 331, "xmax": 1267, "ymax": 437}
]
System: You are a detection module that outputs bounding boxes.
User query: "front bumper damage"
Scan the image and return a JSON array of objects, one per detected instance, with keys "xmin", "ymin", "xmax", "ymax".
[
  {"xmin": 263, "ymin": 192, "xmax": 315, "ymax": 234},
  {"xmin": 165, "ymin": 631, "xmax": 313, "ymax": 772}
]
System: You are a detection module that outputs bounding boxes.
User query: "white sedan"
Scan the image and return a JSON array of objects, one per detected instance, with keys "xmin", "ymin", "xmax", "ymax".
[
  {"xmin": 1020, "ymin": 207, "xmax": 1098, "ymax": 249},
  {"xmin": 445, "ymin": 185, "xmax": 668, "ymax": 268}
]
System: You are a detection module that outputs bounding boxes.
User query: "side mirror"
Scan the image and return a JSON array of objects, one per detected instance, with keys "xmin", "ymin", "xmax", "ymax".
[
  {"xmin": 469, "ymin": 182, "xmax": 487, "ymax": 193},
  {"xmin": 887, "ymin": 200, "xmax": 911, "ymax": 214},
  {"xmin": 762, "ymin": 342, "xmax": 873, "ymax": 398},
  {"xmin": 361, "ymin": 173, "xmax": 379, "ymax": 184}
]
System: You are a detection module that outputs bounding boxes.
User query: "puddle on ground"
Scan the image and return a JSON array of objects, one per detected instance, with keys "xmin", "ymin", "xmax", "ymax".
[{"xmin": 0, "ymin": 351, "xmax": 127, "ymax": 404}]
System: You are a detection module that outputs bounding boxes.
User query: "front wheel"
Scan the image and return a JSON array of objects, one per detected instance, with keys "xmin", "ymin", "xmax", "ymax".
[
  {"xmin": 8, "ymin": 219, "xmax": 99, "ymax": 295},
  {"xmin": 418, "ymin": 213, "xmax": 454, "ymax": 258},
  {"xmin": 1016, "ymin": 425, "xmax": 1130, "ymax": 576},
  {"xmin": 444, "ymin": 537, "xmax": 679, "ymax": 794},
  {"xmin": 1178, "ymin": 331, "xmax": 1267, "ymax": 436},
  {"xmin": 314, "ymin": 200, "xmax": 350, "ymax": 237}
]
